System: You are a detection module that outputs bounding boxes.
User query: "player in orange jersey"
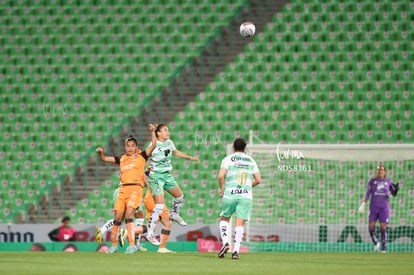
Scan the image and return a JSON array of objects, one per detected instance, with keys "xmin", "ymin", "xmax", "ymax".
[
  {"xmin": 96, "ymin": 124, "xmax": 156, "ymax": 254},
  {"xmin": 104, "ymin": 171, "xmax": 176, "ymax": 253}
]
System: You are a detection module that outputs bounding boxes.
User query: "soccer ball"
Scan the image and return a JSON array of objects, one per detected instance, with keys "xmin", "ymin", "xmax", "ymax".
[{"xmin": 239, "ymin": 22, "xmax": 255, "ymax": 38}]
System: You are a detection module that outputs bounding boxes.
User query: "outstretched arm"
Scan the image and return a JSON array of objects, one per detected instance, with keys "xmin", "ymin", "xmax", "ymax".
[
  {"xmin": 173, "ymin": 149, "xmax": 200, "ymax": 163},
  {"xmin": 96, "ymin": 147, "xmax": 116, "ymax": 163},
  {"xmin": 145, "ymin": 124, "xmax": 157, "ymax": 157}
]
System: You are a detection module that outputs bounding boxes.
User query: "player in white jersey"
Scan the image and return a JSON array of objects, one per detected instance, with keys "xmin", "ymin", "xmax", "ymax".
[
  {"xmin": 217, "ymin": 138, "xmax": 261, "ymax": 260},
  {"xmin": 146, "ymin": 124, "xmax": 200, "ymax": 245}
]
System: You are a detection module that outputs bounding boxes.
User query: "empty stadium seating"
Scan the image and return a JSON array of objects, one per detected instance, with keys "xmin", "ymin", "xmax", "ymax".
[
  {"xmin": 0, "ymin": 0, "xmax": 249, "ymax": 223},
  {"xmin": 1, "ymin": 0, "xmax": 413, "ymax": 225}
]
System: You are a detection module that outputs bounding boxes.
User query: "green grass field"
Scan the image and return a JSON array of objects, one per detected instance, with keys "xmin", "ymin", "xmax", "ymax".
[{"xmin": 0, "ymin": 252, "xmax": 413, "ymax": 275}]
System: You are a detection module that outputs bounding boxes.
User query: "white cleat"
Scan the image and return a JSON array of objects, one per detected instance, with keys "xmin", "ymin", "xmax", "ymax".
[
  {"xmin": 157, "ymin": 247, "xmax": 176, "ymax": 253},
  {"xmin": 137, "ymin": 244, "xmax": 148, "ymax": 252},
  {"xmin": 170, "ymin": 213, "xmax": 187, "ymax": 226},
  {"xmin": 146, "ymin": 233, "xmax": 160, "ymax": 246},
  {"xmin": 374, "ymin": 243, "xmax": 380, "ymax": 252}
]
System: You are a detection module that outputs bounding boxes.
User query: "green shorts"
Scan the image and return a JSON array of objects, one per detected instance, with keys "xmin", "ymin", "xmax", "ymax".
[
  {"xmin": 148, "ymin": 171, "xmax": 178, "ymax": 196},
  {"xmin": 219, "ymin": 197, "xmax": 252, "ymax": 221}
]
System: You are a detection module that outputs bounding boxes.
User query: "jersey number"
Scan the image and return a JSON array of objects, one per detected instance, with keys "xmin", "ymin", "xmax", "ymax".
[{"xmin": 237, "ymin": 171, "xmax": 248, "ymax": 185}]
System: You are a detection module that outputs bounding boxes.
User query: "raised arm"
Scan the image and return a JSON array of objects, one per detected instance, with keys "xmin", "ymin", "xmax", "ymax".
[
  {"xmin": 96, "ymin": 147, "xmax": 116, "ymax": 163},
  {"xmin": 145, "ymin": 124, "xmax": 157, "ymax": 157},
  {"xmin": 172, "ymin": 149, "xmax": 200, "ymax": 163}
]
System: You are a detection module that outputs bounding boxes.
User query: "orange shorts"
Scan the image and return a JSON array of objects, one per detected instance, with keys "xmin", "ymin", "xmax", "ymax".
[
  {"xmin": 144, "ymin": 189, "xmax": 169, "ymax": 220},
  {"xmin": 114, "ymin": 185, "xmax": 143, "ymax": 213}
]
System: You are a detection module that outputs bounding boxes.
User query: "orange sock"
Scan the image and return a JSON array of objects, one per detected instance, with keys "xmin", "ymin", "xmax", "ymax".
[
  {"xmin": 111, "ymin": 222, "xmax": 120, "ymax": 247},
  {"xmin": 160, "ymin": 229, "xmax": 171, "ymax": 249},
  {"xmin": 126, "ymin": 221, "xmax": 134, "ymax": 246}
]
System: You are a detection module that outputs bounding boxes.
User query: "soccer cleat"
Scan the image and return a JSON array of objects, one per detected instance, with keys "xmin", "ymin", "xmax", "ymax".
[
  {"xmin": 374, "ymin": 243, "xmax": 380, "ymax": 252},
  {"xmin": 137, "ymin": 244, "xmax": 148, "ymax": 252},
  {"xmin": 118, "ymin": 228, "xmax": 127, "ymax": 247},
  {"xmin": 381, "ymin": 250, "xmax": 386, "ymax": 254},
  {"xmin": 218, "ymin": 243, "xmax": 230, "ymax": 258},
  {"xmin": 146, "ymin": 233, "xmax": 160, "ymax": 246},
  {"xmin": 157, "ymin": 247, "xmax": 176, "ymax": 253},
  {"xmin": 232, "ymin": 251, "xmax": 239, "ymax": 260},
  {"xmin": 106, "ymin": 246, "xmax": 118, "ymax": 253},
  {"xmin": 170, "ymin": 213, "xmax": 187, "ymax": 226},
  {"xmin": 95, "ymin": 227, "xmax": 102, "ymax": 244},
  {"xmin": 125, "ymin": 246, "xmax": 138, "ymax": 254},
  {"xmin": 135, "ymin": 235, "xmax": 147, "ymax": 251}
]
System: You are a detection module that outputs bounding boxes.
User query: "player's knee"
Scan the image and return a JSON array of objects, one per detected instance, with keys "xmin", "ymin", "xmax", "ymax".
[
  {"xmin": 162, "ymin": 218, "xmax": 173, "ymax": 229},
  {"xmin": 161, "ymin": 229, "xmax": 171, "ymax": 236},
  {"xmin": 220, "ymin": 216, "xmax": 231, "ymax": 222},
  {"xmin": 114, "ymin": 220, "xmax": 122, "ymax": 226},
  {"xmin": 173, "ymin": 195, "xmax": 184, "ymax": 202}
]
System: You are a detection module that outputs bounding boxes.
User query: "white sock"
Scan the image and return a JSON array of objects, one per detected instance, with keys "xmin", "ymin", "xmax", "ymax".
[
  {"xmin": 172, "ymin": 195, "xmax": 184, "ymax": 215},
  {"xmin": 134, "ymin": 218, "xmax": 144, "ymax": 247},
  {"xmin": 233, "ymin": 226, "xmax": 244, "ymax": 253},
  {"xmin": 219, "ymin": 220, "xmax": 230, "ymax": 245},
  {"xmin": 147, "ymin": 204, "xmax": 164, "ymax": 235},
  {"xmin": 135, "ymin": 218, "xmax": 144, "ymax": 226},
  {"xmin": 101, "ymin": 219, "xmax": 114, "ymax": 235}
]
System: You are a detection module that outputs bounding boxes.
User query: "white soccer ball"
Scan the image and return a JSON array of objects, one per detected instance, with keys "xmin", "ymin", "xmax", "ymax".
[{"xmin": 239, "ymin": 22, "xmax": 255, "ymax": 38}]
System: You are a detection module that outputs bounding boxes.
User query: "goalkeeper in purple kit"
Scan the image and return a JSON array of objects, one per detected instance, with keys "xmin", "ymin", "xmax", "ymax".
[{"xmin": 358, "ymin": 165, "xmax": 399, "ymax": 253}]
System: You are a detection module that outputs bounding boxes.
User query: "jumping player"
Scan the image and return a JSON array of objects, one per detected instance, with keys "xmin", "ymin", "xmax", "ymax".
[
  {"xmin": 95, "ymin": 124, "xmax": 157, "ymax": 254},
  {"xmin": 146, "ymin": 124, "xmax": 200, "ymax": 245}
]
